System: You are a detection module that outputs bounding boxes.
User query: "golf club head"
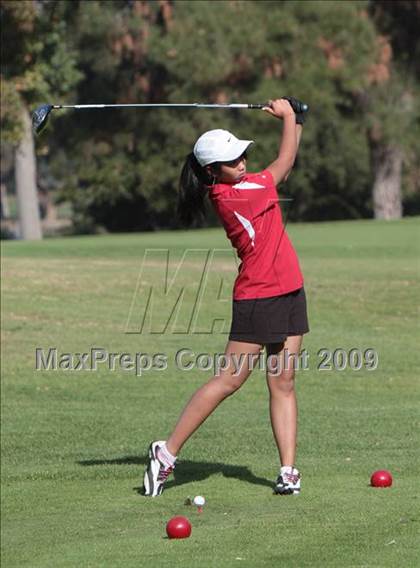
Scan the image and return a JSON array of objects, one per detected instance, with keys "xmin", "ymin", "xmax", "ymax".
[{"xmin": 32, "ymin": 104, "xmax": 53, "ymax": 135}]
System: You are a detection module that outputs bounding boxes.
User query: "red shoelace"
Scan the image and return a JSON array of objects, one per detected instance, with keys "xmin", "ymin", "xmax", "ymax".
[{"xmin": 157, "ymin": 465, "xmax": 174, "ymax": 482}]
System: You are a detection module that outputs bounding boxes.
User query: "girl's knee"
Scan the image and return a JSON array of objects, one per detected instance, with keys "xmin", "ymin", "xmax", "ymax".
[
  {"xmin": 214, "ymin": 370, "xmax": 249, "ymax": 397},
  {"xmin": 267, "ymin": 369, "xmax": 296, "ymax": 394},
  {"xmin": 223, "ymin": 381, "xmax": 242, "ymax": 397}
]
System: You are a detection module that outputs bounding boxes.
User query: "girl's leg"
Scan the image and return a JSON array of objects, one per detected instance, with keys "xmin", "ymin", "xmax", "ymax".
[
  {"xmin": 166, "ymin": 340, "xmax": 262, "ymax": 456},
  {"xmin": 266, "ymin": 335, "xmax": 303, "ymax": 466}
]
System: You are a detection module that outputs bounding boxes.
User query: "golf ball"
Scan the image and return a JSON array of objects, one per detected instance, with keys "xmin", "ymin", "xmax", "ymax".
[{"xmin": 193, "ymin": 495, "xmax": 205, "ymax": 506}]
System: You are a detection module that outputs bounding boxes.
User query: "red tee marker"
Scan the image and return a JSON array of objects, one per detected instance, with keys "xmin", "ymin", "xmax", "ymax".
[
  {"xmin": 370, "ymin": 470, "xmax": 393, "ymax": 487},
  {"xmin": 166, "ymin": 516, "xmax": 192, "ymax": 539}
]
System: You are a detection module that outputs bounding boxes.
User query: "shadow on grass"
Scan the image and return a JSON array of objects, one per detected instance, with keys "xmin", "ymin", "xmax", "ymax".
[{"xmin": 78, "ymin": 455, "xmax": 273, "ymax": 493}]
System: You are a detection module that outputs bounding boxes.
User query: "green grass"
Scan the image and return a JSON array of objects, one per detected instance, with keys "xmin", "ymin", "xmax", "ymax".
[{"xmin": 2, "ymin": 218, "xmax": 420, "ymax": 567}]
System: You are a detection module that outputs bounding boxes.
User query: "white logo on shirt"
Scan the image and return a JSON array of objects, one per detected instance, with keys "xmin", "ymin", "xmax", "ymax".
[
  {"xmin": 232, "ymin": 181, "xmax": 265, "ymax": 190},
  {"xmin": 234, "ymin": 211, "xmax": 255, "ymax": 247}
]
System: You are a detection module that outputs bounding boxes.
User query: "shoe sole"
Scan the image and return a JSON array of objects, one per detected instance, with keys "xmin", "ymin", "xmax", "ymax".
[{"xmin": 274, "ymin": 488, "xmax": 300, "ymax": 495}]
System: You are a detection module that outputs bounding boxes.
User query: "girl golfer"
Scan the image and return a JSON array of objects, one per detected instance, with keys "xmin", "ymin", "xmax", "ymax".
[{"xmin": 144, "ymin": 98, "xmax": 309, "ymax": 496}]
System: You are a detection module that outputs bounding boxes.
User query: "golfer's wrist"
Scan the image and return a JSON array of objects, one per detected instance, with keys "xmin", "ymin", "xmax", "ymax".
[
  {"xmin": 283, "ymin": 113, "xmax": 296, "ymax": 122},
  {"xmin": 282, "ymin": 113, "xmax": 296, "ymax": 126}
]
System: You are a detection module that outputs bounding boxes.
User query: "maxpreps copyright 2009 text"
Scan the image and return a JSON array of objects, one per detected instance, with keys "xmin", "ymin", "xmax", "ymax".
[{"xmin": 35, "ymin": 347, "xmax": 378, "ymax": 377}]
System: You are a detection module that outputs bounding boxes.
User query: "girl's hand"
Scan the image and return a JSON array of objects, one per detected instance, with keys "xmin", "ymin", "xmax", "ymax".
[{"xmin": 263, "ymin": 99, "xmax": 295, "ymax": 120}]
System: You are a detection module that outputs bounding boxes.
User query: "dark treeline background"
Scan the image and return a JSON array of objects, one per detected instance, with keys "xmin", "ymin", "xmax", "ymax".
[{"xmin": 1, "ymin": 0, "xmax": 419, "ymax": 236}]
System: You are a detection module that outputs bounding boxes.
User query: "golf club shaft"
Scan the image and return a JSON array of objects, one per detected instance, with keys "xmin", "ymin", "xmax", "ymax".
[
  {"xmin": 53, "ymin": 103, "xmax": 266, "ymax": 110},
  {"xmin": 33, "ymin": 99, "xmax": 309, "ymax": 135}
]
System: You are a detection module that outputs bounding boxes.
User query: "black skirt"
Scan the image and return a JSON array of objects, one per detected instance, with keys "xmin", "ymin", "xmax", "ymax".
[{"xmin": 229, "ymin": 287, "xmax": 309, "ymax": 345}]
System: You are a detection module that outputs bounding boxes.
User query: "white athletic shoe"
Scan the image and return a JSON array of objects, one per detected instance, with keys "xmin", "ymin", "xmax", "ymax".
[
  {"xmin": 143, "ymin": 441, "xmax": 175, "ymax": 497},
  {"xmin": 274, "ymin": 466, "xmax": 301, "ymax": 495}
]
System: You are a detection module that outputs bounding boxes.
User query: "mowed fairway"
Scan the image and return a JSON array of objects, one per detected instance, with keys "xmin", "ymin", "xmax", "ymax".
[{"xmin": 1, "ymin": 218, "xmax": 419, "ymax": 567}]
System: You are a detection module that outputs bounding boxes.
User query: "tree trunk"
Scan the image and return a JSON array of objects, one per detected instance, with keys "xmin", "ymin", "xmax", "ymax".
[
  {"xmin": 371, "ymin": 143, "xmax": 403, "ymax": 219},
  {"xmin": 15, "ymin": 107, "xmax": 42, "ymax": 240},
  {"xmin": 1, "ymin": 183, "xmax": 11, "ymax": 218}
]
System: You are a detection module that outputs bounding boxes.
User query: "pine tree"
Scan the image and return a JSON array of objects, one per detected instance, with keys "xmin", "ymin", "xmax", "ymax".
[
  {"xmin": 366, "ymin": 0, "xmax": 420, "ymax": 218},
  {"xmin": 1, "ymin": 0, "xmax": 82, "ymax": 239}
]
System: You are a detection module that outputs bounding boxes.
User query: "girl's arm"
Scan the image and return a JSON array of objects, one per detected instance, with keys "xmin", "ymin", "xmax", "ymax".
[
  {"xmin": 283, "ymin": 123, "xmax": 303, "ymax": 182},
  {"xmin": 263, "ymin": 99, "xmax": 298, "ymax": 186},
  {"xmin": 295, "ymin": 124, "xmax": 303, "ymax": 152}
]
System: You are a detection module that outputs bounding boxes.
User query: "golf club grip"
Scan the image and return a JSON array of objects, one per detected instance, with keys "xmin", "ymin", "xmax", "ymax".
[
  {"xmin": 250, "ymin": 101, "xmax": 309, "ymax": 113},
  {"xmin": 282, "ymin": 97, "xmax": 309, "ymax": 114}
]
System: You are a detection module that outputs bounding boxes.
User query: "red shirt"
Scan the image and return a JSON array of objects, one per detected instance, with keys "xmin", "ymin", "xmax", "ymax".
[{"xmin": 209, "ymin": 170, "xmax": 304, "ymax": 300}]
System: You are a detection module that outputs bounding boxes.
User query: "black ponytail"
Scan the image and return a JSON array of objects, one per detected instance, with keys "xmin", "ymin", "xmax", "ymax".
[{"xmin": 177, "ymin": 153, "xmax": 217, "ymax": 227}]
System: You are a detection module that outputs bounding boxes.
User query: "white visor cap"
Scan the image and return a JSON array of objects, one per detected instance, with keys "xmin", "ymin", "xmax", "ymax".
[{"xmin": 193, "ymin": 129, "xmax": 254, "ymax": 167}]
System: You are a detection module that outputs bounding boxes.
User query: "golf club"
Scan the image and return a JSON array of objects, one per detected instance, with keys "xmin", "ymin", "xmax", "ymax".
[{"xmin": 32, "ymin": 99, "xmax": 309, "ymax": 135}]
